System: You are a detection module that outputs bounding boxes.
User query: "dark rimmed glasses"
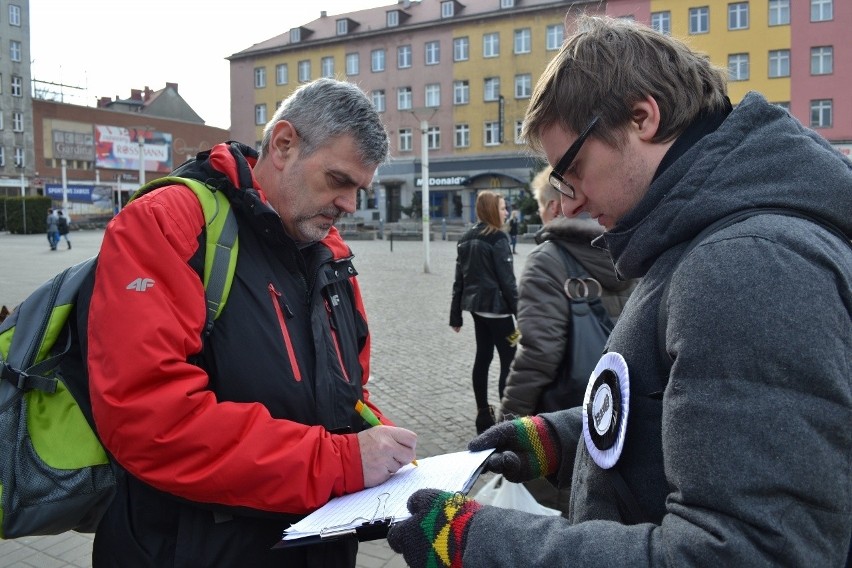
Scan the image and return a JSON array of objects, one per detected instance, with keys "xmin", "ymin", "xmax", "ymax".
[{"xmin": 548, "ymin": 115, "xmax": 600, "ymax": 199}]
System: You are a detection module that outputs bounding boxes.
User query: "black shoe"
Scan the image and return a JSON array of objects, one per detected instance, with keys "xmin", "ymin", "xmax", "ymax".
[
  {"xmin": 67, "ymin": 241, "xmax": 71, "ymax": 249},
  {"xmin": 475, "ymin": 406, "xmax": 496, "ymax": 435}
]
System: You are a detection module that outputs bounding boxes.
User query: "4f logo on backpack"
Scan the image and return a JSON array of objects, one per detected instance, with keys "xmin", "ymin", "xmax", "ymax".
[{"xmin": 126, "ymin": 277, "xmax": 155, "ymax": 292}]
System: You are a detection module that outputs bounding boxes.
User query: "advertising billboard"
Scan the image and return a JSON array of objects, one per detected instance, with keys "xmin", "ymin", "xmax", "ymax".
[{"xmin": 94, "ymin": 126, "xmax": 172, "ymax": 173}]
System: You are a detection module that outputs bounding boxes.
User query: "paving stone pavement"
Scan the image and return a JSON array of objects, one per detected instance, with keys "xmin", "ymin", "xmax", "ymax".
[{"xmin": 0, "ymin": 228, "xmax": 533, "ymax": 568}]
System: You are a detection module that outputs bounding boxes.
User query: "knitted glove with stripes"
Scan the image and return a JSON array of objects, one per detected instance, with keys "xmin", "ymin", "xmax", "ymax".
[
  {"xmin": 468, "ymin": 415, "xmax": 560, "ymax": 483},
  {"xmin": 387, "ymin": 489, "xmax": 481, "ymax": 568}
]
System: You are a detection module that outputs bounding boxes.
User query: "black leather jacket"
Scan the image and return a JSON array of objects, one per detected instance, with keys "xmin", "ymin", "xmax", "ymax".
[{"xmin": 450, "ymin": 224, "xmax": 518, "ymax": 327}]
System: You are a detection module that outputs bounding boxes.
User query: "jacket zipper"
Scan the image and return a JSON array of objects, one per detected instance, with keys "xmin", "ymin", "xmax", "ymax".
[
  {"xmin": 324, "ymin": 297, "xmax": 350, "ymax": 382},
  {"xmin": 267, "ymin": 283, "xmax": 302, "ymax": 382}
]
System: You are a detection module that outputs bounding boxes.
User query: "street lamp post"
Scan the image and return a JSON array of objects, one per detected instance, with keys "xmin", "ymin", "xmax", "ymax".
[
  {"xmin": 409, "ymin": 108, "xmax": 438, "ymax": 274},
  {"xmin": 19, "ymin": 169, "xmax": 26, "ymax": 235},
  {"xmin": 138, "ymin": 135, "xmax": 146, "ymax": 187},
  {"xmin": 61, "ymin": 159, "xmax": 69, "ymax": 213}
]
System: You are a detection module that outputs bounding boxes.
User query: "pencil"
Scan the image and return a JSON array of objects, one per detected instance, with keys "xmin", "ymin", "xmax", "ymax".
[{"xmin": 355, "ymin": 400, "xmax": 418, "ymax": 466}]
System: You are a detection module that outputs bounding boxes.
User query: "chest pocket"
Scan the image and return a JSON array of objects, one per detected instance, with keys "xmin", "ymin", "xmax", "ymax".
[{"xmin": 319, "ymin": 261, "xmax": 366, "ymax": 385}]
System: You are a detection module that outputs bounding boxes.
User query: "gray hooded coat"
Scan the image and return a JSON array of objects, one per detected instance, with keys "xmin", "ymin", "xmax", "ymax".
[{"xmin": 464, "ymin": 92, "xmax": 852, "ymax": 566}]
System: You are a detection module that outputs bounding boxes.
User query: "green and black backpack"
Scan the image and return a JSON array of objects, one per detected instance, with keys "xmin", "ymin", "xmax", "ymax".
[{"xmin": 0, "ymin": 177, "xmax": 238, "ymax": 539}]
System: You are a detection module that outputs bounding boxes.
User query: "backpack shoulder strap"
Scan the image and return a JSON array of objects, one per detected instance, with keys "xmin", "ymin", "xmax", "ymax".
[
  {"xmin": 657, "ymin": 207, "xmax": 851, "ymax": 373},
  {"xmin": 131, "ymin": 176, "xmax": 239, "ymax": 334},
  {"xmin": 552, "ymin": 242, "xmax": 614, "ymax": 332}
]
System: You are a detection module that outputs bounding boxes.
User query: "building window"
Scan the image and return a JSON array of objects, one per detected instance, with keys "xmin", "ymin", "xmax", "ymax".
[
  {"xmin": 441, "ymin": 1, "xmax": 454, "ymax": 18},
  {"xmin": 255, "ymin": 104, "xmax": 267, "ymax": 125},
  {"xmin": 454, "ymin": 37, "xmax": 469, "ymax": 61},
  {"xmin": 290, "ymin": 28, "xmax": 301, "ymax": 43},
  {"xmin": 453, "ymin": 80, "xmax": 469, "ymax": 105},
  {"xmin": 399, "ymin": 128, "xmax": 412, "ymax": 152},
  {"xmin": 398, "ymin": 45, "xmax": 412, "ymax": 68},
  {"xmin": 321, "ymin": 56, "xmax": 334, "ymax": 78},
  {"xmin": 276, "ymin": 64, "xmax": 288, "ymax": 85},
  {"xmin": 810, "ymin": 99, "xmax": 832, "ymax": 127},
  {"xmin": 398, "ymin": 86, "xmax": 412, "ymax": 110},
  {"xmin": 336, "ymin": 19, "xmax": 348, "ymax": 35},
  {"xmin": 12, "ymin": 111, "xmax": 23, "ymax": 132},
  {"xmin": 427, "ymin": 126, "xmax": 440, "ymax": 150},
  {"xmin": 425, "ymin": 41, "xmax": 440, "ymax": 65},
  {"xmin": 254, "ymin": 67, "xmax": 266, "ymax": 88},
  {"xmin": 501, "ymin": 0, "xmax": 515, "ymax": 7},
  {"xmin": 769, "ymin": 0, "xmax": 790, "ymax": 25},
  {"xmin": 514, "ymin": 120, "xmax": 524, "ymax": 144},
  {"xmin": 483, "ymin": 33, "xmax": 500, "ymax": 58},
  {"xmin": 298, "ymin": 60, "xmax": 311, "ymax": 82},
  {"xmin": 811, "ymin": 46, "xmax": 833, "ymax": 75},
  {"xmin": 371, "ymin": 49, "xmax": 386, "ymax": 72},
  {"xmin": 689, "ymin": 7, "xmax": 710, "ymax": 34},
  {"xmin": 10, "ymin": 40, "xmax": 21, "ymax": 62},
  {"xmin": 454, "ymin": 124, "xmax": 470, "ymax": 148},
  {"xmin": 514, "ymin": 74, "xmax": 531, "ymax": 98},
  {"xmin": 484, "ymin": 122, "xmax": 501, "ymax": 146},
  {"xmin": 346, "ymin": 53, "xmax": 360, "ymax": 76},
  {"xmin": 425, "ymin": 83, "xmax": 441, "ymax": 107},
  {"xmin": 484, "ymin": 77, "xmax": 500, "ymax": 101},
  {"xmin": 14, "ymin": 146, "xmax": 23, "ymax": 167},
  {"xmin": 9, "ymin": 4, "xmax": 20, "ymax": 26},
  {"xmin": 0, "ymin": 112, "xmax": 4, "ymax": 130},
  {"xmin": 514, "ymin": 29, "xmax": 531, "ymax": 54},
  {"xmin": 11, "ymin": 76, "xmax": 22, "ymax": 97},
  {"xmin": 651, "ymin": 11, "xmax": 671, "ymax": 34},
  {"xmin": 728, "ymin": 53, "xmax": 749, "ymax": 81},
  {"xmin": 768, "ymin": 49, "xmax": 790, "ymax": 78},
  {"xmin": 0, "ymin": 147, "xmax": 5, "ymax": 167},
  {"xmin": 372, "ymin": 90, "xmax": 386, "ymax": 112},
  {"xmin": 728, "ymin": 2, "xmax": 749, "ymax": 30},
  {"xmin": 811, "ymin": 0, "xmax": 833, "ymax": 22},
  {"xmin": 546, "ymin": 25, "xmax": 563, "ymax": 50},
  {"xmin": 387, "ymin": 10, "xmax": 399, "ymax": 27}
]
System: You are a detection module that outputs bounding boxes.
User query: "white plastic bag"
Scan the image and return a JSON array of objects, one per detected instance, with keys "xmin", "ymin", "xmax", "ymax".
[{"xmin": 472, "ymin": 474, "xmax": 561, "ymax": 516}]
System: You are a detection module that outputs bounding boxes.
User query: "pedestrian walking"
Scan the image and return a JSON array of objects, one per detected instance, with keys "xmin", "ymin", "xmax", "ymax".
[
  {"xmin": 389, "ymin": 15, "xmax": 851, "ymax": 567},
  {"xmin": 450, "ymin": 190, "xmax": 518, "ymax": 434},
  {"xmin": 56, "ymin": 211, "xmax": 71, "ymax": 249},
  {"xmin": 45, "ymin": 209, "xmax": 59, "ymax": 250},
  {"xmin": 508, "ymin": 210, "xmax": 519, "ymax": 254}
]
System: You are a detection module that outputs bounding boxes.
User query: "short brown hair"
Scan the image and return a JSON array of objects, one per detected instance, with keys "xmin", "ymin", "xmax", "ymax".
[
  {"xmin": 523, "ymin": 15, "xmax": 728, "ymax": 153},
  {"xmin": 475, "ymin": 191, "xmax": 505, "ymax": 234}
]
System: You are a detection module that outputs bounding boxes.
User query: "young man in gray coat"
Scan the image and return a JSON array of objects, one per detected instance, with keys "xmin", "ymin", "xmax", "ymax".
[{"xmin": 389, "ymin": 15, "xmax": 851, "ymax": 567}]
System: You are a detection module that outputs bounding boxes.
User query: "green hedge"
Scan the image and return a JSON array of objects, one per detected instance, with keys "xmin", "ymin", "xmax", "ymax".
[{"xmin": 0, "ymin": 196, "xmax": 52, "ymax": 234}]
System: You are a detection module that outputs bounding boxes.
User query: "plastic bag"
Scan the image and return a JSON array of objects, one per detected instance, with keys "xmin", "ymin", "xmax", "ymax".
[{"xmin": 472, "ymin": 474, "xmax": 561, "ymax": 516}]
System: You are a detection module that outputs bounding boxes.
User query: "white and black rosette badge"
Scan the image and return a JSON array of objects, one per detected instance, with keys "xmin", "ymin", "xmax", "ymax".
[{"xmin": 582, "ymin": 352, "xmax": 630, "ymax": 469}]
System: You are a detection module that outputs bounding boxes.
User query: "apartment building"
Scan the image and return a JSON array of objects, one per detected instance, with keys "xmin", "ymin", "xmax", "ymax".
[
  {"xmin": 228, "ymin": 0, "xmax": 850, "ymax": 223},
  {"xmin": 0, "ymin": 0, "xmax": 32, "ymax": 199}
]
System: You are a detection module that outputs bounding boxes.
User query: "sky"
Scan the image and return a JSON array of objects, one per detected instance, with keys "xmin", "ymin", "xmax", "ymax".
[{"xmin": 30, "ymin": 0, "xmax": 391, "ymax": 130}]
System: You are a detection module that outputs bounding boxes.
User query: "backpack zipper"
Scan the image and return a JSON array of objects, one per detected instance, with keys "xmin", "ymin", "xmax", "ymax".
[{"xmin": 267, "ymin": 283, "xmax": 302, "ymax": 382}]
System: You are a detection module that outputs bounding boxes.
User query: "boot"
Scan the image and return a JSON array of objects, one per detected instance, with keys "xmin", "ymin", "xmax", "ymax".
[
  {"xmin": 475, "ymin": 405, "xmax": 496, "ymax": 435},
  {"xmin": 67, "ymin": 241, "xmax": 71, "ymax": 249}
]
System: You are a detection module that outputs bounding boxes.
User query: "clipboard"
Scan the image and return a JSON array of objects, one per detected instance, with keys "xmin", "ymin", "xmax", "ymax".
[{"xmin": 273, "ymin": 449, "xmax": 492, "ymax": 549}]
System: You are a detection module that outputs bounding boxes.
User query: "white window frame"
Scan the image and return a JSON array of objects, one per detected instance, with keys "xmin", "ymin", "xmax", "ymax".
[
  {"xmin": 454, "ymin": 37, "xmax": 469, "ymax": 61},
  {"xmin": 514, "ymin": 120, "xmax": 524, "ymax": 144},
  {"xmin": 728, "ymin": 2, "xmax": 749, "ymax": 30},
  {"xmin": 769, "ymin": 0, "xmax": 790, "ymax": 25},
  {"xmin": 254, "ymin": 67, "xmax": 266, "ymax": 89},
  {"xmin": 0, "ymin": 147, "xmax": 5, "ymax": 167},
  {"xmin": 425, "ymin": 41, "xmax": 440, "ymax": 65},
  {"xmin": 14, "ymin": 146, "xmax": 23, "ymax": 167},
  {"xmin": 441, "ymin": 1, "xmax": 454, "ymax": 18},
  {"xmin": 276, "ymin": 64, "xmax": 288, "ymax": 85},
  {"xmin": 372, "ymin": 90, "xmax": 386, "ymax": 113},
  {"xmin": 514, "ymin": 74, "xmax": 531, "ymax": 99},
  {"xmin": 387, "ymin": 10, "xmax": 400, "ymax": 27},
  {"xmin": 346, "ymin": 53, "xmax": 360, "ymax": 76},
  {"xmin": 298, "ymin": 60, "xmax": 311, "ymax": 82},
  {"xmin": 810, "ymin": 46, "xmax": 833, "ymax": 75},
  {"xmin": 255, "ymin": 104, "xmax": 267, "ymax": 125},
  {"xmin": 10, "ymin": 40, "xmax": 21, "ymax": 62},
  {"xmin": 427, "ymin": 126, "xmax": 441, "ymax": 150},
  {"xmin": 453, "ymin": 80, "xmax": 469, "ymax": 105},
  {"xmin": 514, "ymin": 29, "xmax": 531, "ymax": 54},
  {"xmin": 810, "ymin": 99, "xmax": 832, "ymax": 128},
  {"xmin": 425, "ymin": 83, "xmax": 441, "ymax": 107},
  {"xmin": 651, "ymin": 11, "xmax": 671, "ymax": 35},
  {"xmin": 483, "ymin": 33, "xmax": 500, "ymax": 58},
  {"xmin": 336, "ymin": 19, "xmax": 348, "ymax": 35},
  {"xmin": 290, "ymin": 28, "xmax": 301, "ymax": 43},
  {"xmin": 689, "ymin": 7, "xmax": 710, "ymax": 34},
  {"xmin": 321, "ymin": 56, "xmax": 334, "ymax": 78},
  {"xmin": 371, "ymin": 49, "xmax": 386, "ymax": 72},
  {"xmin": 484, "ymin": 77, "xmax": 500, "ymax": 101},
  {"xmin": 12, "ymin": 111, "xmax": 23, "ymax": 132},
  {"xmin": 399, "ymin": 128, "xmax": 412, "ymax": 152},
  {"xmin": 398, "ymin": 87, "xmax": 412, "ymax": 110},
  {"xmin": 546, "ymin": 25, "xmax": 563, "ymax": 50},
  {"xmin": 11, "ymin": 75, "xmax": 22, "ymax": 97},
  {"xmin": 811, "ymin": 0, "xmax": 833, "ymax": 22},
  {"xmin": 484, "ymin": 122, "xmax": 501, "ymax": 146},
  {"xmin": 398, "ymin": 45, "xmax": 412, "ymax": 68},
  {"xmin": 501, "ymin": 0, "xmax": 515, "ymax": 8},
  {"xmin": 9, "ymin": 4, "xmax": 20, "ymax": 26},
  {"xmin": 454, "ymin": 124, "xmax": 470, "ymax": 148},
  {"xmin": 768, "ymin": 49, "xmax": 790, "ymax": 78},
  {"xmin": 728, "ymin": 53, "xmax": 749, "ymax": 81}
]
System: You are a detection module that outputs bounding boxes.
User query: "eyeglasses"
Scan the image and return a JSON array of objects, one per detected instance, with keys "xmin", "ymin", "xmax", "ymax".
[{"xmin": 548, "ymin": 115, "xmax": 600, "ymax": 199}]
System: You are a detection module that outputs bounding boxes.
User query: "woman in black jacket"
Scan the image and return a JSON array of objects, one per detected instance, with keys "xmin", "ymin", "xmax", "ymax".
[{"xmin": 450, "ymin": 191, "xmax": 518, "ymax": 434}]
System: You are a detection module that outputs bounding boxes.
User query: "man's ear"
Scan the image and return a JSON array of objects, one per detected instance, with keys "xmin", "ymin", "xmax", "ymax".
[
  {"xmin": 631, "ymin": 95, "xmax": 662, "ymax": 142},
  {"xmin": 269, "ymin": 120, "xmax": 299, "ymax": 167}
]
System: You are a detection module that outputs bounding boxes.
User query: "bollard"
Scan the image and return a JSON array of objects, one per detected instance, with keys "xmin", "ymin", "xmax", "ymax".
[
  {"xmin": 441, "ymin": 218, "xmax": 447, "ymax": 241},
  {"xmin": 389, "ymin": 231, "xmax": 393, "ymax": 252}
]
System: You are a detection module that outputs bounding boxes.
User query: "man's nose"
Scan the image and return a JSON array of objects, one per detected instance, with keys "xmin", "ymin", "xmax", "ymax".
[{"xmin": 335, "ymin": 189, "xmax": 358, "ymax": 214}]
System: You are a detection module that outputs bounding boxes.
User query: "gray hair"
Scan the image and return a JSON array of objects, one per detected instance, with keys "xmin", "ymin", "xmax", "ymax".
[{"xmin": 259, "ymin": 78, "xmax": 389, "ymax": 166}]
